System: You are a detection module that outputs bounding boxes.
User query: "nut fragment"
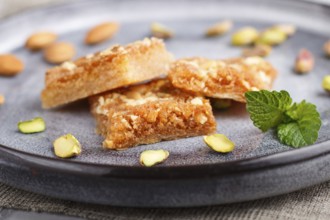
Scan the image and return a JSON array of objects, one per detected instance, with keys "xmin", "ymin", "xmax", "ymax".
[
  {"xmin": 53, "ymin": 134, "xmax": 82, "ymax": 158},
  {"xmin": 151, "ymin": 22, "xmax": 174, "ymax": 39},
  {"xmin": 0, "ymin": 54, "xmax": 24, "ymax": 76},
  {"xmin": 322, "ymin": 75, "xmax": 330, "ymax": 92},
  {"xmin": 85, "ymin": 22, "xmax": 119, "ymax": 45},
  {"xmin": 231, "ymin": 27, "xmax": 259, "ymax": 46},
  {"xmin": 203, "ymin": 134, "xmax": 235, "ymax": 153},
  {"xmin": 271, "ymin": 24, "xmax": 296, "ymax": 37},
  {"xmin": 205, "ymin": 20, "xmax": 233, "ymax": 37},
  {"xmin": 44, "ymin": 42, "xmax": 75, "ymax": 64},
  {"xmin": 294, "ymin": 49, "xmax": 314, "ymax": 74},
  {"xmin": 323, "ymin": 40, "xmax": 330, "ymax": 57},
  {"xmin": 211, "ymin": 99, "xmax": 232, "ymax": 110},
  {"xmin": 242, "ymin": 44, "xmax": 272, "ymax": 57},
  {"xmin": 139, "ymin": 149, "xmax": 169, "ymax": 167},
  {"xmin": 18, "ymin": 117, "xmax": 46, "ymax": 134},
  {"xmin": 0, "ymin": 94, "xmax": 4, "ymax": 105},
  {"xmin": 255, "ymin": 29, "xmax": 287, "ymax": 46},
  {"xmin": 25, "ymin": 32, "xmax": 58, "ymax": 51}
]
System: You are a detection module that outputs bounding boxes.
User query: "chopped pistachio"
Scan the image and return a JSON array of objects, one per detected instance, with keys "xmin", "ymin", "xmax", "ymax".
[
  {"xmin": 205, "ymin": 20, "xmax": 233, "ymax": 37},
  {"xmin": 271, "ymin": 24, "xmax": 296, "ymax": 37},
  {"xmin": 231, "ymin": 27, "xmax": 259, "ymax": 46},
  {"xmin": 204, "ymin": 134, "xmax": 235, "ymax": 153},
  {"xmin": 294, "ymin": 49, "xmax": 314, "ymax": 74},
  {"xmin": 322, "ymin": 75, "xmax": 330, "ymax": 92},
  {"xmin": 140, "ymin": 149, "xmax": 169, "ymax": 167},
  {"xmin": 53, "ymin": 134, "xmax": 82, "ymax": 158},
  {"xmin": 211, "ymin": 99, "xmax": 232, "ymax": 110},
  {"xmin": 0, "ymin": 94, "xmax": 4, "ymax": 105},
  {"xmin": 323, "ymin": 40, "xmax": 330, "ymax": 57},
  {"xmin": 151, "ymin": 22, "xmax": 173, "ymax": 39},
  {"xmin": 18, "ymin": 117, "xmax": 46, "ymax": 134},
  {"xmin": 242, "ymin": 44, "xmax": 272, "ymax": 57},
  {"xmin": 255, "ymin": 29, "xmax": 287, "ymax": 46}
]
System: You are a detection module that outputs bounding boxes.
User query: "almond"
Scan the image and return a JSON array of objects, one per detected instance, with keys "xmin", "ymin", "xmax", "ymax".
[
  {"xmin": 0, "ymin": 54, "xmax": 24, "ymax": 76},
  {"xmin": 25, "ymin": 32, "xmax": 58, "ymax": 51},
  {"xmin": 0, "ymin": 94, "xmax": 4, "ymax": 105},
  {"xmin": 44, "ymin": 42, "xmax": 75, "ymax": 64},
  {"xmin": 85, "ymin": 22, "xmax": 119, "ymax": 45}
]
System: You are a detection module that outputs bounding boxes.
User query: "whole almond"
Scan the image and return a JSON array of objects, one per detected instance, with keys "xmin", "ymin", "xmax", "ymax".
[
  {"xmin": 25, "ymin": 32, "xmax": 58, "ymax": 51},
  {"xmin": 44, "ymin": 42, "xmax": 75, "ymax": 64},
  {"xmin": 85, "ymin": 22, "xmax": 119, "ymax": 45},
  {"xmin": 0, "ymin": 94, "xmax": 4, "ymax": 105},
  {"xmin": 0, "ymin": 54, "xmax": 24, "ymax": 76}
]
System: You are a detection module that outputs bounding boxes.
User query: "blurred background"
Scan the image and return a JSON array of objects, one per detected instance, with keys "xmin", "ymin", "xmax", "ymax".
[{"xmin": 0, "ymin": 0, "xmax": 70, "ymax": 18}]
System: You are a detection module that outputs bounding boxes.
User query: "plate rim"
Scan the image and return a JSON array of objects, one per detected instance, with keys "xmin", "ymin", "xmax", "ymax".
[{"xmin": 0, "ymin": 0, "xmax": 330, "ymax": 180}]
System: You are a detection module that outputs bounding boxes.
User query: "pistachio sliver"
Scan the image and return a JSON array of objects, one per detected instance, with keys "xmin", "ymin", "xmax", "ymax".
[
  {"xmin": 204, "ymin": 134, "xmax": 235, "ymax": 153},
  {"xmin": 323, "ymin": 40, "xmax": 330, "ymax": 57},
  {"xmin": 53, "ymin": 134, "xmax": 82, "ymax": 158},
  {"xmin": 231, "ymin": 27, "xmax": 259, "ymax": 46},
  {"xmin": 271, "ymin": 24, "xmax": 296, "ymax": 37},
  {"xmin": 242, "ymin": 44, "xmax": 272, "ymax": 57},
  {"xmin": 18, "ymin": 117, "xmax": 46, "ymax": 134},
  {"xmin": 205, "ymin": 20, "xmax": 233, "ymax": 37},
  {"xmin": 322, "ymin": 75, "xmax": 330, "ymax": 92},
  {"xmin": 294, "ymin": 49, "xmax": 314, "ymax": 74},
  {"xmin": 140, "ymin": 149, "xmax": 169, "ymax": 167},
  {"xmin": 151, "ymin": 22, "xmax": 173, "ymax": 39},
  {"xmin": 255, "ymin": 29, "xmax": 287, "ymax": 46}
]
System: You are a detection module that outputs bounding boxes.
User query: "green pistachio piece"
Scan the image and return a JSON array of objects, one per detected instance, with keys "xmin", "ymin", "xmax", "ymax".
[
  {"xmin": 204, "ymin": 134, "xmax": 235, "ymax": 153},
  {"xmin": 140, "ymin": 149, "xmax": 169, "ymax": 167},
  {"xmin": 211, "ymin": 99, "xmax": 232, "ymax": 110},
  {"xmin": 18, "ymin": 117, "xmax": 46, "ymax": 134},
  {"xmin": 294, "ymin": 49, "xmax": 314, "ymax": 74},
  {"xmin": 323, "ymin": 40, "xmax": 330, "ymax": 57},
  {"xmin": 322, "ymin": 75, "xmax": 330, "ymax": 92},
  {"xmin": 53, "ymin": 134, "xmax": 82, "ymax": 158},
  {"xmin": 205, "ymin": 20, "xmax": 233, "ymax": 37},
  {"xmin": 231, "ymin": 27, "xmax": 259, "ymax": 46},
  {"xmin": 151, "ymin": 22, "xmax": 174, "ymax": 39},
  {"xmin": 271, "ymin": 24, "xmax": 296, "ymax": 37},
  {"xmin": 256, "ymin": 29, "xmax": 287, "ymax": 46},
  {"xmin": 242, "ymin": 44, "xmax": 272, "ymax": 57}
]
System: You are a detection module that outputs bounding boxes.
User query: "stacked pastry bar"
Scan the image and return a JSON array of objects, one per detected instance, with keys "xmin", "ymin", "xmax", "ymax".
[
  {"xmin": 168, "ymin": 57, "xmax": 277, "ymax": 102},
  {"xmin": 41, "ymin": 38, "xmax": 277, "ymax": 150},
  {"xmin": 41, "ymin": 38, "xmax": 174, "ymax": 108},
  {"xmin": 89, "ymin": 79, "xmax": 216, "ymax": 149}
]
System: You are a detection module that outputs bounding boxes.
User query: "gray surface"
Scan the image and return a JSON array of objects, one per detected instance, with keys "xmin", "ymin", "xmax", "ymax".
[
  {"xmin": 0, "ymin": 209, "xmax": 81, "ymax": 220},
  {"xmin": 0, "ymin": 0, "xmax": 330, "ymax": 208},
  {"xmin": 0, "ymin": 0, "xmax": 330, "ymax": 167}
]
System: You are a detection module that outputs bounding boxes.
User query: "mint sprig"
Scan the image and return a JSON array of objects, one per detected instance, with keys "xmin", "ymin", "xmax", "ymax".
[{"xmin": 245, "ymin": 90, "xmax": 321, "ymax": 148}]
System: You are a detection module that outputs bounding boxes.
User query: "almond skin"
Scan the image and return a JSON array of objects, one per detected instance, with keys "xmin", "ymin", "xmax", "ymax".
[
  {"xmin": 25, "ymin": 32, "xmax": 58, "ymax": 51},
  {"xmin": 44, "ymin": 42, "xmax": 75, "ymax": 64},
  {"xmin": 0, "ymin": 54, "xmax": 24, "ymax": 76},
  {"xmin": 85, "ymin": 22, "xmax": 119, "ymax": 45}
]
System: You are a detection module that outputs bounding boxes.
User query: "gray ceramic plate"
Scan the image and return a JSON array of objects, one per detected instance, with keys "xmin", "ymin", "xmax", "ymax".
[{"xmin": 0, "ymin": 0, "xmax": 330, "ymax": 207}]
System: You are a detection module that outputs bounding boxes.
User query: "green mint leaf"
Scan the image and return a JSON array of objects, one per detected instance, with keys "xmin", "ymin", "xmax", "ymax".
[
  {"xmin": 277, "ymin": 101, "xmax": 321, "ymax": 147},
  {"xmin": 245, "ymin": 90, "xmax": 292, "ymax": 132}
]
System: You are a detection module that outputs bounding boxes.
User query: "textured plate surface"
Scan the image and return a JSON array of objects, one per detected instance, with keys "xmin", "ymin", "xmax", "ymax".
[{"xmin": 0, "ymin": 0, "xmax": 330, "ymax": 206}]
